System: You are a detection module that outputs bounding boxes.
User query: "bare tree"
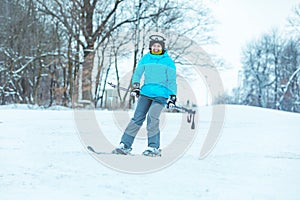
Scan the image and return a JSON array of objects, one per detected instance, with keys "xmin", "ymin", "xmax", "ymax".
[
  {"xmin": 1, "ymin": 0, "xmax": 216, "ymax": 107},
  {"xmin": 240, "ymin": 31, "xmax": 283, "ymax": 107},
  {"xmin": 277, "ymin": 39, "xmax": 300, "ymax": 111},
  {"xmin": 288, "ymin": 3, "xmax": 300, "ymax": 35},
  {"xmin": 238, "ymin": 29, "xmax": 300, "ymax": 112},
  {"xmin": 0, "ymin": 0, "xmax": 64, "ymax": 105},
  {"xmin": 35, "ymin": 0, "xmax": 141, "ymax": 102},
  {"xmin": 35, "ymin": 0, "xmax": 215, "ymax": 106}
]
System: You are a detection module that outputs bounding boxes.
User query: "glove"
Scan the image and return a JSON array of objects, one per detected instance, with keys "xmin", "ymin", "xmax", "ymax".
[
  {"xmin": 166, "ymin": 95, "xmax": 176, "ymax": 109},
  {"xmin": 130, "ymin": 82, "xmax": 140, "ymax": 97}
]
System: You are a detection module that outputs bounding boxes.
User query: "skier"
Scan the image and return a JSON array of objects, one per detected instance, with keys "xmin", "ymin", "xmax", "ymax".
[{"xmin": 112, "ymin": 34, "xmax": 177, "ymax": 157}]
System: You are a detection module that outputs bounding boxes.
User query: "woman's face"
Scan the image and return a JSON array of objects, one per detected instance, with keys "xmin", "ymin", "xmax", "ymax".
[{"xmin": 151, "ymin": 43, "xmax": 163, "ymax": 53}]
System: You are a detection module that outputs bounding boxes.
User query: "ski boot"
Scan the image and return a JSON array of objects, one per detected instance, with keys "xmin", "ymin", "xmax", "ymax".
[
  {"xmin": 112, "ymin": 143, "xmax": 132, "ymax": 155},
  {"xmin": 142, "ymin": 147, "xmax": 162, "ymax": 157}
]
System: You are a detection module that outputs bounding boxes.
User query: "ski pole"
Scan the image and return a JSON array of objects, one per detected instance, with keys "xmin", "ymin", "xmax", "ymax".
[
  {"xmin": 107, "ymin": 82, "xmax": 196, "ymax": 129},
  {"xmin": 107, "ymin": 82, "xmax": 130, "ymax": 92}
]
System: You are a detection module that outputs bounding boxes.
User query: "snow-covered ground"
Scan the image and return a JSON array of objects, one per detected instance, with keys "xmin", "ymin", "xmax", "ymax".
[{"xmin": 0, "ymin": 105, "xmax": 300, "ymax": 200}]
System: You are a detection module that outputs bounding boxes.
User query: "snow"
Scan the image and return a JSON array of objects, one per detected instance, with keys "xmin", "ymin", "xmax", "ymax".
[{"xmin": 0, "ymin": 105, "xmax": 300, "ymax": 199}]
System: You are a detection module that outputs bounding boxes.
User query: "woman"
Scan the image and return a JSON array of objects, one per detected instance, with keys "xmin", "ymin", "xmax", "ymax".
[{"xmin": 113, "ymin": 34, "xmax": 177, "ymax": 157}]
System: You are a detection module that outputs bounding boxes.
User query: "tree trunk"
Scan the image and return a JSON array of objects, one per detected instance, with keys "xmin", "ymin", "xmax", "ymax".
[
  {"xmin": 82, "ymin": 45, "xmax": 95, "ymax": 101},
  {"xmin": 33, "ymin": 59, "xmax": 43, "ymax": 105},
  {"xmin": 67, "ymin": 36, "xmax": 74, "ymax": 106}
]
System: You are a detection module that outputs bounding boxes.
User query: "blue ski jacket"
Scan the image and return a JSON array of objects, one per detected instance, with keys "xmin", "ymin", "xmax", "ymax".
[{"xmin": 132, "ymin": 51, "xmax": 177, "ymax": 98}]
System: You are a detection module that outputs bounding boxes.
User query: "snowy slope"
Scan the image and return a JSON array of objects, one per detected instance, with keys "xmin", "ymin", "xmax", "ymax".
[{"xmin": 0, "ymin": 105, "xmax": 300, "ymax": 200}]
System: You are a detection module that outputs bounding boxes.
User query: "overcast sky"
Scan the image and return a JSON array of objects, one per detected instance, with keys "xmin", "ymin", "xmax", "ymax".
[{"xmin": 204, "ymin": 0, "xmax": 299, "ymax": 90}]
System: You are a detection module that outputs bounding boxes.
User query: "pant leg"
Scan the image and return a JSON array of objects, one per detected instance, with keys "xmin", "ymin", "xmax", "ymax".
[
  {"xmin": 120, "ymin": 95, "xmax": 152, "ymax": 148},
  {"xmin": 146, "ymin": 97, "xmax": 166, "ymax": 148}
]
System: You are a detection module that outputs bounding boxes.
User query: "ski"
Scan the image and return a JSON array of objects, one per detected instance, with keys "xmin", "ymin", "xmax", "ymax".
[
  {"xmin": 87, "ymin": 146, "xmax": 135, "ymax": 156},
  {"xmin": 87, "ymin": 146, "xmax": 114, "ymax": 155},
  {"xmin": 87, "ymin": 146, "xmax": 161, "ymax": 157}
]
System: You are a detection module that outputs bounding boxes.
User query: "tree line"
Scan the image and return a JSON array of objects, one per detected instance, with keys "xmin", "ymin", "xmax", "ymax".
[
  {"xmin": 4, "ymin": 0, "xmax": 299, "ymax": 113},
  {"xmin": 0, "ymin": 0, "xmax": 214, "ymax": 108},
  {"xmin": 223, "ymin": 4, "xmax": 300, "ymax": 113}
]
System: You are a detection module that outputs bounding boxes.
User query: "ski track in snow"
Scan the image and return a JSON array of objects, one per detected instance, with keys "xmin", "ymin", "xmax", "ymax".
[{"xmin": 0, "ymin": 105, "xmax": 300, "ymax": 200}]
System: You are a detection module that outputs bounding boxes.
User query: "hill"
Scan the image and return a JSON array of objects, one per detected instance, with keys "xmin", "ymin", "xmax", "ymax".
[{"xmin": 0, "ymin": 105, "xmax": 299, "ymax": 199}]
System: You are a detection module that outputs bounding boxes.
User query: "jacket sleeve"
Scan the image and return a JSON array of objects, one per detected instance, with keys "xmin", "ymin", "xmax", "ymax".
[
  {"xmin": 167, "ymin": 59, "xmax": 177, "ymax": 95},
  {"xmin": 131, "ymin": 57, "xmax": 145, "ymax": 84}
]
